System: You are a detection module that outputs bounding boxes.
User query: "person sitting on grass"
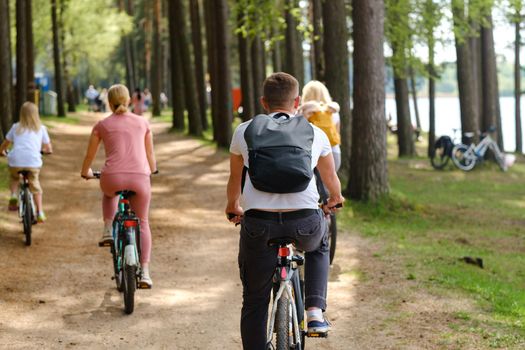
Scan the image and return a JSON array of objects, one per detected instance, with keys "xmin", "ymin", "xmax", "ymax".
[{"xmin": 0, "ymin": 102, "xmax": 53, "ymax": 222}]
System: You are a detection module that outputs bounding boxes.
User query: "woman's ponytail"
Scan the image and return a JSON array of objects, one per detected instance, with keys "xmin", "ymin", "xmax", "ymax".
[{"xmin": 107, "ymin": 84, "xmax": 130, "ymax": 115}]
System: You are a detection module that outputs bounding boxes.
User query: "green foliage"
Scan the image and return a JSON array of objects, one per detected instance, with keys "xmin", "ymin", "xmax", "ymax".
[
  {"xmin": 385, "ymin": 0, "xmax": 415, "ymax": 77},
  {"xmin": 233, "ymin": 0, "xmax": 285, "ymax": 42}
]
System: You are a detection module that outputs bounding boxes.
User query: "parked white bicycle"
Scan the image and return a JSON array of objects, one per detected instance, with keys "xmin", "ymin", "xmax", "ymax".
[{"xmin": 451, "ymin": 127, "xmax": 511, "ymax": 172}]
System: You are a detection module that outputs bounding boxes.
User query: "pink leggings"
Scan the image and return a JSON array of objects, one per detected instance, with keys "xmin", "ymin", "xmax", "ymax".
[{"xmin": 100, "ymin": 173, "xmax": 152, "ymax": 264}]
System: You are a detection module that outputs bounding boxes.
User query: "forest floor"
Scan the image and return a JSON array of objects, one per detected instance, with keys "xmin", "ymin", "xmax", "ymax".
[{"xmin": 0, "ymin": 111, "xmax": 524, "ymax": 349}]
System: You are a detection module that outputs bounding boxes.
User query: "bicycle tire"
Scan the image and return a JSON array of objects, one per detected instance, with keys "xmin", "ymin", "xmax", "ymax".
[
  {"xmin": 430, "ymin": 151, "xmax": 450, "ymax": 170},
  {"xmin": 275, "ymin": 292, "xmax": 290, "ymax": 350},
  {"xmin": 123, "ymin": 263, "xmax": 136, "ymax": 314},
  {"xmin": 452, "ymin": 144, "xmax": 476, "ymax": 171},
  {"xmin": 23, "ymin": 188, "xmax": 32, "ymax": 246},
  {"xmin": 328, "ymin": 213, "xmax": 337, "ymax": 265},
  {"xmin": 291, "ymin": 272, "xmax": 304, "ymax": 350}
]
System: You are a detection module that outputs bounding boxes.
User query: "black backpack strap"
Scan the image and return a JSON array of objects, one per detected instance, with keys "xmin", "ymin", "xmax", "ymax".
[
  {"xmin": 241, "ymin": 166, "xmax": 248, "ymax": 194},
  {"xmin": 314, "ymin": 167, "xmax": 328, "ymax": 205}
]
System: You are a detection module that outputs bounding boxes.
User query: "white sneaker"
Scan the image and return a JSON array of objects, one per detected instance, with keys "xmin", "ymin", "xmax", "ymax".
[
  {"xmin": 139, "ymin": 267, "xmax": 153, "ymax": 289},
  {"xmin": 98, "ymin": 225, "xmax": 113, "ymax": 247}
]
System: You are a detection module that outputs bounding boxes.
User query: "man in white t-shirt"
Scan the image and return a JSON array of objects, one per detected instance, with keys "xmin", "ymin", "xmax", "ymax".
[{"xmin": 226, "ymin": 72, "xmax": 344, "ymax": 350}]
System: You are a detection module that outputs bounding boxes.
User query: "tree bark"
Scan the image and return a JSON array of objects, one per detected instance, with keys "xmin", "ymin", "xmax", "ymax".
[
  {"xmin": 409, "ymin": 67, "xmax": 421, "ymax": 131},
  {"xmin": 171, "ymin": 0, "xmax": 202, "ymax": 135},
  {"xmin": 144, "ymin": 2, "xmax": 152, "ymax": 91},
  {"xmin": 16, "ymin": 0, "xmax": 28, "ymax": 120},
  {"xmin": 26, "ymin": 0, "xmax": 35, "ymax": 103},
  {"xmin": 481, "ymin": 13, "xmax": 502, "ymax": 147},
  {"xmin": 51, "ymin": 0, "xmax": 65, "ymax": 117},
  {"xmin": 237, "ymin": 13, "xmax": 255, "ymax": 121},
  {"xmin": 204, "ymin": 0, "xmax": 219, "ymax": 141},
  {"xmin": 349, "ymin": 0, "xmax": 389, "ymax": 201},
  {"xmin": 190, "ymin": 0, "xmax": 208, "ymax": 129},
  {"xmin": 322, "ymin": 0, "xmax": 352, "ymax": 177},
  {"xmin": 470, "ymin": 35, "xmax": 482, "ymax": 126},
  {"xmin": 60, "ymin": 0, "xmax": 75, "ymax": 112},
  {"xmin": 452, "ymin": 0, "xmax": 479, "ymax": 144},
  {"xmin": 271, "ymin": 25, "xmax": 283, "ymax": 72},
  {"xmin": 284, "ymin": 0, "xmax": 304, "ymax": 86},
  {"xmin": 394, "ymin": 74, "xmax": 415, "ymax": 156},
  {"xmin": 212, "ymin": 0, "xmax": 232, "ymax": 147},
  {"xmin": 119, "ymin": 0, "xmax": 135, "ymax": 92},
  {"xmin": 515, "ymin": 14, "xmax": 522, "ymax": 153},
  {"xmin": 311, "ymin": 0, "xmax": 324, "ymax": 82},
  {"xmin": 126, "ymin": 0, "xmax": 137, "ymax": 90},
  {"xmin": 0, "ymin": 0, "xmax": 13, "ymax": 138},
  {"xmin": 428, "ymin": 47, "xmax": 436, "ymax": 158},
  {"xmin": 150, "ymin": 0, "xmax": 162, "ymax": 116},
  {"xmin": 251, "ymin": 36, "xmax": 265, "ymax": 115},
  {"xmin": 167, "ymin": 0, "xmax": 185, "ymax": 130}
]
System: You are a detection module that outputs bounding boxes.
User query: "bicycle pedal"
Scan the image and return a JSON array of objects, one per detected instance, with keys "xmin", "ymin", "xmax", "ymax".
[
  {"xmin": 306, "ymin": 332, "xmax": 328, "ymax": 338},
  {"xmin": 137, "ymin": 282, "xmax": 152, "ymax": 289}
]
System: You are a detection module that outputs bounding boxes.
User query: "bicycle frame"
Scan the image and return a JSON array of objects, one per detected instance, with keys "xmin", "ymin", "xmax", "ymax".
[
  {"xmin": 464, "ymin": 135, "xmax": 504, "ymax": 162},
  {"xmin": 112, "ymin": 194, "xmax": 141, "ymax": 270},
  {"xmin": 18, "ymin": 179, "xmax": 36, "ymax": 220}
]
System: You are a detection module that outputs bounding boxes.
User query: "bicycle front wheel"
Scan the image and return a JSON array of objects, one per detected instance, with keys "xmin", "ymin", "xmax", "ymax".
[
  {"xmin": 275, "ymin": 293, "xmax": 290, "ymax": 350},
  {"xmin": 123, "ymin": 263, "xmax": 136, "ymax": 314},
  {"xmin": 430, "ymin": 148, "xmax": 450, "ymax": 170},
  {"xmin": 452, "ymin": 144, "xmax": 476, "ymax": 171},
  {"xmin": 23, "ymin": 188, "xmax": 32, "ymax": 246}
]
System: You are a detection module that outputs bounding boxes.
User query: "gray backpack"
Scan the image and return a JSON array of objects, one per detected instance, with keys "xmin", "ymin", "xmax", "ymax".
[{"xmin": 244, "ymin": 113, "xmax": 314, "ymax": 193}]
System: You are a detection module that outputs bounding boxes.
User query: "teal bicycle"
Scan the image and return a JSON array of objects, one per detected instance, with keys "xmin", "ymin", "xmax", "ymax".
[{"xmin": 91, "ymin": 171, "xmax": 147, "ymax": 314}]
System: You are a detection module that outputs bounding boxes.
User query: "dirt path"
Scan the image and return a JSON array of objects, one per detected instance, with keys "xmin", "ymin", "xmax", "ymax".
[{"xmin": 0, "ymin": 113, "xmax": 477, "ymax": 349}]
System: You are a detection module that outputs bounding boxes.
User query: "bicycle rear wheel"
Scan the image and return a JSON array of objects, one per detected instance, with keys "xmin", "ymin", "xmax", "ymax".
[
  {"xmin": 275, "ymin": 293, "xmax": 290, "ymax": 350},
  {"xmin": 23, "ymin": 188, "xmax": 32, "ymax": 246},
  {"xmin": 328, "ymin": 213, "xmax": 337, "ymax": 265},
  {"xmin": 123, "ymin": 263, "xmax": 136, "ymax": 314}
]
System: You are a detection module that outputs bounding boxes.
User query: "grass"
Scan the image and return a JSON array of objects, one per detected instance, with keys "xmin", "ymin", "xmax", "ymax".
[
  {"xmin": 0, "ymin": 160, "xmax": 8, "ymax": 191},
  {"xmin": 40, "ymin": 113, "xmax": 80, "ymax": 126},
  {"xmin": 338, "ymin": 144, "xmax": 525, "ymax": 346}
]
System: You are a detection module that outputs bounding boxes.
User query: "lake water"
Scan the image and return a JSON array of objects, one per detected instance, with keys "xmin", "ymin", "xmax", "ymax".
[{"xmin": 385, "ymin": 96, "xmax": 525, "ymax": 153}]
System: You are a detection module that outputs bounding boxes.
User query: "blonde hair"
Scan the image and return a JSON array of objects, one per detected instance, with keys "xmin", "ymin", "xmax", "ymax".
[
  {"xmin": 302, "ymin": 80, "xmax": 333, "ymax": 104},
  {"xmin": 107, "ymin": 84, "xmax": 130, "ymax": 114},
  {"xmin": 17, "ymin": 102, "xmax": 41, "ymax": 134}
]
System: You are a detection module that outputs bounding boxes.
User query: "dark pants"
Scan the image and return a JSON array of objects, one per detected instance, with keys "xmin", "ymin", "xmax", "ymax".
[{"xmin": 238, "ymin": 209, "xmax": 329, "ymax": 350}]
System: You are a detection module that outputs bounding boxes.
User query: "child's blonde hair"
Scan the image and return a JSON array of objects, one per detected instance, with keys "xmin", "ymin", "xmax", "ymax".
[
  {"xmin": 17, "ymin": 102, "xmax": 41, "ymax": 134},
  {"xmin": 108, "ymin": 84, "xmax": 130, "ymax": 114},
  {"xmin": 302, "ymin": 80, "xmax": 333, "ymax": 104}
]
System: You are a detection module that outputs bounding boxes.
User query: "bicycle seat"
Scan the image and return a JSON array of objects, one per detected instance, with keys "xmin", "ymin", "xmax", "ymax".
[
  {"xmin": 115, "ymin": 190, "xmax": 136, "ymax": 198},
  {"xmin": 268, "ymin": 237, "xmax": 296, "ymax": 247},
  {"xmin": 17, "ymin": 170, "xmax": 31, "ymax": 177},
  {"xmin": 463, "ymin": 132, "xmax": 475, "ymax": 139}
]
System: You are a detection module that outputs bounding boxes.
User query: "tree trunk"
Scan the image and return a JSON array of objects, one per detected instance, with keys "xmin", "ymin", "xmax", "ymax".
[
  {"xmin": 271, "ymin": 25, "xmax": 283, "ymax": 72},
  {"xmin": 204, "ymin": 0, "xmax": 219, "ymax": 141},
  {"xmin": 144, "ymin": 2, "xmax": 152, "ymax": 91},
  {"xmin": 16, "ymin": 0, "xmax": 28, "ymax": 120},
  {"xmin": 60, "ymin": 0, "xmax": 75, "ymax": 112},
  {"xmin": 470, "ymin": 36, "xmax": 482, "ymax": 127},
  {"xmin": 251, "ymin": 36, "xmax": 265, "ymax": 115},
  {"xmin": 237, "ymin": 16, "xmax": 255, "ymax": 121},
  {"xmin": 284, "ymin": 0, "xmax": 304, "ymax": 86},
  {"xmin": 452, "ymin": 0, "xmax": 479, "ymax": 144},
  {"xmin": 190, "ymin": 0, "xmax": 208, "ymax": 129},
  {"xmin": 481, "ymin": 13, "xmax": 502, "ymax": 147},
  {"xmin": 0, "ymin": 0, "xmax": 13, "ymax": 138},
  {"xmin": 167, "ymin": 0, "xmax": 185, "ymax": 130},
  {"xmin": 26, "ymin": 0, "xmax": 35, "ymax": 103},
  {"xmin": 428, "ymin": 47, "xmax": 436, "ymax": 158},
  {"xmin": 409, "ymin": 67, "xmax": 421, "ymax": 131},
  {"xmin": 312, "ymin": 0, "xmax": 324, "ymax": 82},
  {"xmin": 150, "ymin": 0, "xmax": 162, "ymax": 116},
  {"xmin": 349, "ymin": 0, "xmax": 389, "ymax": 201},
  {"xmin": 119, "ymin": 0, "xmax": 135, "ymax": 92},
  {"xmin": 515, "ymin": 15, "xmax": 522, "ymax": 153},
  {"xmin": 322, "ymin": 0, "xmax": 352, "ymax": 177},
  {"xmin": 394, "ymin": 74, "xmax": 415, "ymax": 156},
  {"xmin": 212, "ymin": 0, "xmax": 232, "ymax": 147},
  {"xmin": 51, "ymin": 0, "xmax": 65, "ymax": 117},
  {"xmin": 126, "ymin": 0, "xmax": 137, "ymax": 90},
  {"xmin": 172, "ymin": 0, "xmax": 202, "ymax": 136}
]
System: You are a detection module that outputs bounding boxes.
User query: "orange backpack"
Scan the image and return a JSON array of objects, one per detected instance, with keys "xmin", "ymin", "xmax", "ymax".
[{"xmin": 308, "ymin": 108, "xmax": 341, "ymax": 146}]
